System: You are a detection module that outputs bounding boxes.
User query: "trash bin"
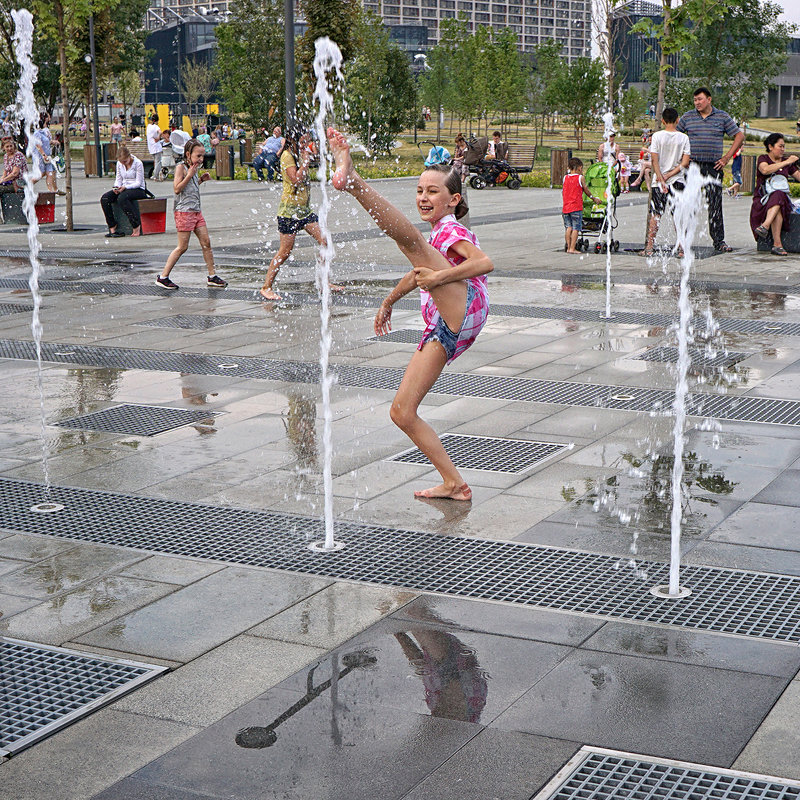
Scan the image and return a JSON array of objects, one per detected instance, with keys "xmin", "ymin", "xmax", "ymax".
[
  {"xmin": 83, "ymin": 143, "xmax": 98, "ymax": 177},
  {"xmin": 239, "ymin": 138, "xmax": 253, "ymax": 165},
  {"xmin": 550, "ymin": 148, "xmax": 572, "ymax": 188},
  {"xmin": 214, "ymin": 144, "xmax": 235, "ymax": 179},
  {"xmin": 740, "ymin": 154, "xmax": 757, "ymax": 195}
]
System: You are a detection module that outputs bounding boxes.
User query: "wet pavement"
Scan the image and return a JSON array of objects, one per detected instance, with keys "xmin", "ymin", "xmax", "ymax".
[{"xmin": 1, "ymin": 172, "xmax": 800, "ymax": 797}]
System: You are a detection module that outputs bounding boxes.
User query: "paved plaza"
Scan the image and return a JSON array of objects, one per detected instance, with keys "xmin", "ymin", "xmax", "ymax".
[{"xmin": 1, "ymin": 172, "xmax": 800, "ymax": 799}]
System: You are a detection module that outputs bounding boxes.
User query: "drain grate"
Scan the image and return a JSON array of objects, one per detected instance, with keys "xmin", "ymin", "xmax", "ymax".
[
  {"xmin": 4, "ymin": 477, "xmax": 800, "ymax": 643},
  {"xmin": 635, "ymin": 346, "xmax": 750, "ymax": 369},
  {"xmin": 534, "ymin": 749, "xmax": 800, "ymax": 800},
  {"xmin": 136, "ymin": 314, "xmax": 245, "ymax": 330},
  {"xmin": 0, "ymin": 637, "xmax": 165, "ymax": 756},
  {"xmin": 389, "ymin": 434, "xmax": 568, "ymax": 473},
  {"xmin": 368, "ymin": 329, "xmax": 425, "ymax": 344},
  {"xmin": 53, "ymin": 404, "xmax": 220, "ymax": 436},
  {"xmin": 0, "ymin": 303, "xmax": 34, "ymax": 317},
  {"xmin": 2, "ymin": 338, "xmax": 800, "ymax": 426}
]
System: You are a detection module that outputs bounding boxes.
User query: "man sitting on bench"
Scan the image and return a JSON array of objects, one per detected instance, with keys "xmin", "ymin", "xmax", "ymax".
[{"xmin": 100, "ymin": 144, "xmax": 147, "ymax": 237}]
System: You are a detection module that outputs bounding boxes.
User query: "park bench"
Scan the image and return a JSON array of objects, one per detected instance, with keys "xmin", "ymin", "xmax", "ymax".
[
  {"xmin": 114, "ymin": 140, "xmax": 155, "ymax": 178},
  {"xmin": 111, "ymin": 196, "xmax": 167, "ymax": 235},
  {"xmin": 1, "ymin": 191, "xmax": 55, "ymax": 225},
  {"xmin": 506, "ymin": 143, "xmax": 537, "ymax": 173}
]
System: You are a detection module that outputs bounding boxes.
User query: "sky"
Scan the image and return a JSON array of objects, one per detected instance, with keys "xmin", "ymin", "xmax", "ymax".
[{"xmin": 779, "ymin": 3, "xmax": 800, "ymax": 29}]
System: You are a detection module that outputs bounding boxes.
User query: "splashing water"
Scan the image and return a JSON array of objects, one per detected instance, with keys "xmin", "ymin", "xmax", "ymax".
[
  {"xmin": 311, "ymin": 37, "xmax": 344, "ymax": 551},
  {"xmin": 601, "ymin": 111, "xmax": 615, "ymax": 319},
  {"xmin": 665, "ymin": 162, "xmax": 711, "ymax": 596},
  {"xmin": 13, "ymin": 9, "xmax": 51, "ymax": 496}
]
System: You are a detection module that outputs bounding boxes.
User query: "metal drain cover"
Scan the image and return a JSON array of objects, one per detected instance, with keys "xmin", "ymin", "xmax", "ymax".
[
  {"xmin": 136, "ymin": 314, "xmax": 245, "ymax": 330},
  {"xmin": 389, "ymin": 434, "xmax": 568, "ymax": 473},
  {"xmin": 635, "ymin": 346, "xmax": 749, "ymax": 369},
  {"xmin": 0, "ymin": 303, "xmax": 33, "ymax": 317},
  {"xmin": 368, "ymin": 329, "xmax": 425, "ymax": 344},
  {"xmin": 0, "ymin": 637, "xmax": 165, "ymax": 756},
  {"xmin": 535, "ymin": 748, "xmax": 800, "ymax": 800},
  {"xmin": 53, "ymin": 404, "xmax": 220, "ymax": 436}
]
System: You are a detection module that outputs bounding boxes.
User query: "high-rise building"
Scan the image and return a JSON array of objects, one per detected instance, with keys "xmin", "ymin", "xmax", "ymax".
[{"xmin": 361, "ymin": 0, "xmax": 591, "ymax": 60}]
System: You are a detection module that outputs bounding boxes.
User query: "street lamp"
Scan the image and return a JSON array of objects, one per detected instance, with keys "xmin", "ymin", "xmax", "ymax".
[
  {"xmin": 412, "ymin": 53, "xmax": 428, "ymax": 144},
  {"xmin": 85, "ymin": 15, "xmax": 103, "ymax": 177}
]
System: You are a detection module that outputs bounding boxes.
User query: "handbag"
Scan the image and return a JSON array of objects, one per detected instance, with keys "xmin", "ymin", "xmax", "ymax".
[{"xmin": 763, "ymin": 174, "xmax": 790, "ymax": 199}]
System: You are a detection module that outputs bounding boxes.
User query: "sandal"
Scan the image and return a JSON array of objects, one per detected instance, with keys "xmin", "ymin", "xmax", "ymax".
[
  {"xmin": 755, "ymin": 225, "xmax": 769, "ymax": 240},
  {"xmin": 771, "ymin": 245, "xmax": 789, "ymax": 256}
]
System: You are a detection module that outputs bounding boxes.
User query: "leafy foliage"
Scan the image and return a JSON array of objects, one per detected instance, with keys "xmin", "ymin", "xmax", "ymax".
[{"xmin": 552, "ymin": 56, "xmax": 605, "ymax": 147}]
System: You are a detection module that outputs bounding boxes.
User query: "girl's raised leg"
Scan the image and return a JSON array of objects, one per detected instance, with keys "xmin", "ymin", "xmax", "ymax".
[
  {"xmin": 327, "ymin": 127, "xmax": 467, "ymax": 331},
  {"xmin": 391, "ymin": 342, "xmax": 471, "ymax": 500}
]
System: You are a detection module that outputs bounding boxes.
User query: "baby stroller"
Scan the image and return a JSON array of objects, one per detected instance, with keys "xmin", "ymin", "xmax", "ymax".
[
  {"xmin": 418, "ymin": 141, "xmax": 452, "ymax": 166},
  {"xmin": 160, "ymin": 130, "xmax": 191, "ymax": 179},
  {"xmin": 577, "ymin": 160, "xmax": 621, "ymax": 253},
  {"xmin": 463, "ymin": 135, "xmax": 522, "ymax": 190}
]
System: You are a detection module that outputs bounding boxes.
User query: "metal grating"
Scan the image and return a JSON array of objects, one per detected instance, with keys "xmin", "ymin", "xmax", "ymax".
[
  {"xmin": 4, "ymin": 275, "xmax": 800, "ymax": 337},
  {"xmin": 136, "ymin": 314, "xmax": 245, "ymax": 330},
  {"xmin": 535, "ymin": 749, "xmax": 800, "ymax": 800},
  {"xmin": 389, "ymin": 434, "xmax": 568, "ymax": 473},
  {"xmin": 368, "ymin": 329, "xmax": 425, "ymax": 344},
  {"xmin": 635, "ymin": 346, "xmax": 750, "ymax": 369},
  {"xmin": 0, "ymin": 303, "xmax": 34, "ymax": 317},
  {"xmin": 52, "ymin": 404, "xmax": 220, "ymax": 436},
  {"xmin": 0, "ymin": 637, "xmax": 165, "ymax": 756},
  {"xmin": 2, "ymin": 338, "xmax": 800, "ymax": 426},
  {"xmin": 4, "ymin": 477, "xmax": 800, "ymax": 643}
]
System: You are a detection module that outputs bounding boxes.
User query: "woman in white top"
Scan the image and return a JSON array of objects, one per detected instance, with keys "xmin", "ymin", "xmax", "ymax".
[{"xmin": 100, "ymin": 144, "xmax": 148, "ymax": 237}]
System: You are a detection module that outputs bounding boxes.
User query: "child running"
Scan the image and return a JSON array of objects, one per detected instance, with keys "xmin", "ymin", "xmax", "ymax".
[
  {"xmin": 327, "ymin": 127, "xmax": 493, "ymax": 501},
  {"xmin": 156, "ymin": 139, "xmax": 227, "ymax": 290}
]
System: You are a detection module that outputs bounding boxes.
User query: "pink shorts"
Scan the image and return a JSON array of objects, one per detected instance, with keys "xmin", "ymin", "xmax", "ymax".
[{"xmin": 174, "ymin": 211, "xmax": 207, "ymax": 232}]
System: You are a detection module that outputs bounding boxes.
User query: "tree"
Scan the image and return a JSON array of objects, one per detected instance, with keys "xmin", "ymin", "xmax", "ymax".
[
  {"xmin": 620, "ymin": 86, "xmax": 647, "ymax": 132},
  {"xmin": 490, "ymin": 27, "xmax": 528, "ymax": 136},
  {"xmin": 180, "ymin": 58, "xmax": 216, "ymax": 123},
  {"xmin": 419, "ymin": 46, "xmax": 448, "ymax": 141},
  {"xmin": 530, "ymin": 39, "xmax": 565, "ymax": 147},
  {"xmin": 682, "ymin": 0, "xmax": 794, "ymax": 121},
  {"xmin": 114, "ymin": 69, "xmax": 141, "ymax": 129},
  {"xmin": 631, "ymin": 0, "xmax": 731, "ymax": 124},
  {"xmin": 214, "ymin": 0, "xmax": 284, "ymax": 130},
  {"xmin": 344, "ymin": 13, "xmax": 415, "ymax": 155},
  {"xmin": 593, "ymin": 0, "xmax": 627, "ymax": 111},
  {"xmin": 554, "ymin": 56, "xmax": 605, "ymax": 148}
]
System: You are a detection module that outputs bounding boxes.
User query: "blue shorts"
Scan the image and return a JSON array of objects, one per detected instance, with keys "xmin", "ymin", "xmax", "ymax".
[
  {"xmin": 421, "ymin": 281, "xmax": 476, "ymax": 362},
  {"xmin": 277, "ymin": 214, "xmax": 318, "ymax": 235},
  {"xmin": 562, "ymin": 210, "xmax": 582, "ymax": 231}
]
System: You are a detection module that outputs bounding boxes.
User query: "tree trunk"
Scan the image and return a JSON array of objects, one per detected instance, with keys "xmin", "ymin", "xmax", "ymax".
[
  {"xmin": 55, "ymin": 0, "xmax": 73, "ymax": 231},
  {"xmin": 656, "ymin": 0, "xmax": 672, "ymax": 130}
]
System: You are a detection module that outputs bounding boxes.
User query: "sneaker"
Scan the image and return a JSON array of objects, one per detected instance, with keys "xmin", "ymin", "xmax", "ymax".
[
  {"xmin": 156, "ymin": 275, "xmax": 179, "ymax": 290},
  {"xmin": 713, "ymin": 241, "xmax": 733, "ymax": 253},
  {"xmin": 207, "ymin": 275, "xmax": 228, "ymax": 288}
]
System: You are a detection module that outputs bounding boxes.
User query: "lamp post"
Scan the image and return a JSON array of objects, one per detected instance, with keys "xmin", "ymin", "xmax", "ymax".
[
  {"xmin": 412, "ymin": 53, "xmax": 428, "ymax": 145},
  {"xmin": 85, "ymin": 14, "xmax": 102, "ymax": 177},
  {"xmin": 284, "ymin": 0, "xmax": 295, "ymax": 128}
]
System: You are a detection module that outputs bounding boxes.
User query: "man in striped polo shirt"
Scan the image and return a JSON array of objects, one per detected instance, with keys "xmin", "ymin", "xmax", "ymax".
[{"xmin": 677, "ymin": 87, "xmax": 745, "ymax": 253}]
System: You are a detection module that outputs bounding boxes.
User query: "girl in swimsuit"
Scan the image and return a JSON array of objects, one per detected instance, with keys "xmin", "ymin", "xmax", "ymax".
[{"xmin": 327, "ymin": 127, "xmax": 493, "ymax": 501}]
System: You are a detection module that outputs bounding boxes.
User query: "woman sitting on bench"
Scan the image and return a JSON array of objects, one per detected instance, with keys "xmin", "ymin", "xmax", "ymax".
[
  {"xmin": 101, "ymin": 144, "xmax": 148, "ymax": 237},
  {"xmin": 0, "ymin": 136, "xmax": 26, "ymax": 195}
]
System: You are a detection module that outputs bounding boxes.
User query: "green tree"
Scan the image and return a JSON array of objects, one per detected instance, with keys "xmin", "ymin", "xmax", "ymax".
[
  {"xmin": 530, "ymin": 39, "xmax": 565, "ymax": 146},
  {"xmin": 631, "ymin": 0, "xmax": 731, "ymax": 124},
  {"xmin": 214, "ymin": 0, "xmax": 284, "ymax": 130},
  {"xmin": 419, "ymin": 46, "xmax": 449, "ymax": 141},
  {"xmin": 554, "ymin": 56, "xmax": 605, "ymax": 148},
  {"xmin": 620, "ymin": 86, "xmax": 647, "ymax": 131},
  {"xmin": 344, "ymin": 14, "xmax": 415, "ymax": 155},
  {"xmin": 490, "ymin": 27, "xmax": 528, "ymax": 135},
  {"xmin": 114, "ymin": 68, "xmax": 141, "ymax": 129},
  {"xmin": 180, "ymin": 58, "xmax": 216, "ymax": 123},
  {"xmin": 682, "ymin": 0, "xmax": 794, "ymax": 121}
]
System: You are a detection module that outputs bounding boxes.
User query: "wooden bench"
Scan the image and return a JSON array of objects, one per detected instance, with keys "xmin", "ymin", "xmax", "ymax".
[
  {"xmin": 113, "ymin": 141, "xmax": 155, "ymax": 178},
  {"xmin": 506, "ymin": 143, "xmax": 536, "ymax": 173},
  {"xmin": 112, "ymin": 196, "xmax": 167, "ymax": 235},
  {"xmin": 1, "ymin": 191, "xmax": 55, "ymax": 225}
]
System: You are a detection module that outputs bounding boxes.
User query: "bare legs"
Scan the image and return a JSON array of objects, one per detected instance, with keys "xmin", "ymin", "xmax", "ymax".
[
  {"xmin": 565, "ymin": 227, "xmax": 580, "ymax": 254},
  {"xmin": 160, "ymin": 227, "xmax": 218, "ymax": 279},
  {"xmin": 328, "ymin": 126, "xmax": 471, "ymax": 500},
  {"xmin": 260, "ymin": 223, "xmax": 342, "ymax": 301},
  {"xmin": 763, "ymin": 205, "xmax": 785, "ymax": 251}
]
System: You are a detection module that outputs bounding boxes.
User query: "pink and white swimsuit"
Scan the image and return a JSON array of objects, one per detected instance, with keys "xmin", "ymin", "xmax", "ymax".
[{"xmin": 418, "ymin": 214, "xmax": 489, "ymax": 363}]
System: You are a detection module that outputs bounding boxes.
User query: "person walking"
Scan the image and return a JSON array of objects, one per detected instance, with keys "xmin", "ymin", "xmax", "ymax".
[
  {"xmin": 146, "ymin": 113, "xmax": 164, "ymax": 181},
  {"xmin": 259, "ymin": 128, "xmax": 341, "ymax": 300},
  {"xmin": 156, "ymin": 139, "xmax": 227, "ymax": 290},
  {"xmin": 677, "ymin": 87, "xmax": 744, "ymax": 252},
  {"xmin": 100, "ymin": 145, "xmax": 148, "ymax": 237},
  {"xmin": 328, "ymin": 126, "xmax": 494, "ymax": 501},
  {"xmin": 32, "ymin": 112, "xmax": 62, "ymax": 194},
  {"xmin": 110, "ymin": 117, "xmax": 124, "ymax": 143}
]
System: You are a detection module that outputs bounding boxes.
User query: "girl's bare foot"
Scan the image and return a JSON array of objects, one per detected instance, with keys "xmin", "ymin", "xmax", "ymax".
[
  {"xmin": 414, "ymin": 483, "xmax": 472, "ymax": 501},
  {"xmin": 329, "ymin": 282, "xmax": 345, "ymax": 292},
  {"xmin": 327, "ymin": 127, "xmax": 356, "ymax": 191},
  {"xmin": 259, "ymin": 288, "xmax": 281, "ymax": 301},
  {"xmin": 131, "ymin": 226, "xmax": 141, "ymax": 237}
]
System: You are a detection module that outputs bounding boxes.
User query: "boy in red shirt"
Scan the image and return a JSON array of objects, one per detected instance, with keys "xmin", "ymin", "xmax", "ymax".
[{"xmin": 562, "ymin": 158, "xmax": 602, "ymax": 254}]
